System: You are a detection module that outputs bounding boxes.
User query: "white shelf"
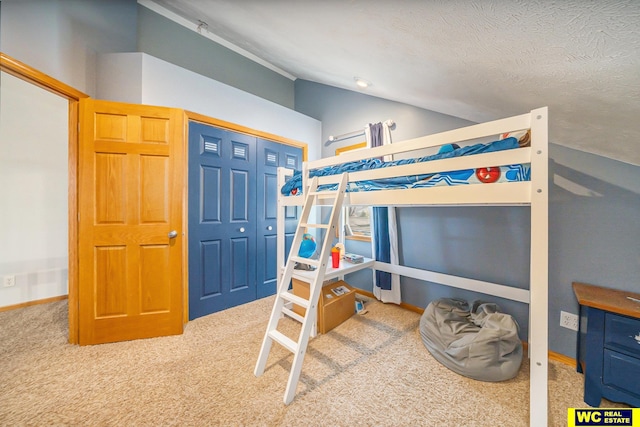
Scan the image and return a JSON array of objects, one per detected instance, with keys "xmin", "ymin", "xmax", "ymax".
[{"xmin": 291, "ymin": 257, "xmax": 374, "ymax": 283}]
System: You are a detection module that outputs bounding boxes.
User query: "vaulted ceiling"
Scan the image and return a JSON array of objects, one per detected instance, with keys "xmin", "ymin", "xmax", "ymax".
[{"xmin": 148, "ymin": 0, "xmax": 640, "ymax": 166}]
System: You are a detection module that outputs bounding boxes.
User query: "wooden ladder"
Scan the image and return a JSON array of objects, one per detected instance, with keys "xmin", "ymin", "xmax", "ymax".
[{"xmin": 254, "ymin": 173, "xmax": 348, "ymax": 404}]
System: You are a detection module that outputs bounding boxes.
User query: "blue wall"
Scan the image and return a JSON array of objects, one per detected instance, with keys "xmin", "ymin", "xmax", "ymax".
[
  {"xmin": 137, "ymin": 5, "xmax": 295, "ymax": 109},
  {"xmin": 295, "ymin": 79, "xmax": 640, "ymax": 358},
  {"xmin": 1, "ymin": 0, "xmax": 137, "ymax": 96}
]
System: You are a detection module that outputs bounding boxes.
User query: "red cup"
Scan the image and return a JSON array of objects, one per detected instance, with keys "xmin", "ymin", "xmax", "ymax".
[{"xmin": 331, "ymin": 250, "xmax": 340, "ymax": 268}]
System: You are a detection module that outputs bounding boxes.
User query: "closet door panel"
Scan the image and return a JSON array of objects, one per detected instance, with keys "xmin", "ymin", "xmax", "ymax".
[
  {"xmin": 201, "ymin": 166, "xmax": 221, "ymax": 222},
  {"xmin": 257, "ymin": 138, "xmax": 302, "ymax": 298},
  {"xmin": 200, "ymin": 240, "xmax": 222, "ymax": 297},
  {"xmin": 188, "ymin": 122, "xmax": 256, "ymax": 319},
  {"xmin": 230, "ymin": 237, "xmax": 250, "ymax": 291}
]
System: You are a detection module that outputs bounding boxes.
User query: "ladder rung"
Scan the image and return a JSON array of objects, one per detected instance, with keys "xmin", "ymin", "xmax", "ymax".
[
  {"xmin": 268, "ymin": 330, "xmax": 297, "ymax": 354},
  {"xmin": 309, "ymin": 190, "xmax": 339, "ymax": 196},
  {"xmin": 300, "ymin": 222, "xmax": 329, "ymax": 229},
  {"xmin": 281, "ymin": 306, "xmax": 304, "ymax": 323},
  {"xmin": 291, "ymin": 256, "xmax": 320, "ymax": 267},
  {"xmin": 279, "ymin": 291, "xmax": 310, "ymax": 309}
]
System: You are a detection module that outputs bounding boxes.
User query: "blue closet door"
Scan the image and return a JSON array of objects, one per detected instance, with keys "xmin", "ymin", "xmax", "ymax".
[
  {"xmin": 188, "ymin": 122, "xmax": 257, "ymax": 319},
  {"xmin": 256, "ymin": 138, "xmax": 302, "ymax": 298}
]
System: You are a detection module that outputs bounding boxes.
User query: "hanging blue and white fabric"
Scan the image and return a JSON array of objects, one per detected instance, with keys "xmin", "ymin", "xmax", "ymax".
[{"xmin": 365, "ymin": 122, "xmax": 401, "ymax": 304}]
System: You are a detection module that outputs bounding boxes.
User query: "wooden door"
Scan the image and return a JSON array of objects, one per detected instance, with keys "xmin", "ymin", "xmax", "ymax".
[
  {"xmin": 78, "ymin": 99, "xmax": 184, "ymax": 345},
  {"xmin": 188, "ymin": 122, "xmax": 257, "ymax": 319},
  {"xmin": 256, "ymin": 138, "xmax": 302, "ymax": 298}
]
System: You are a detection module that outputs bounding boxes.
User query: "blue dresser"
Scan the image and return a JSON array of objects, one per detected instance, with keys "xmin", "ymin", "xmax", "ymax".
[{"xmin": 573, "ymin": 282, "xmax": 640, "ymax": 408}]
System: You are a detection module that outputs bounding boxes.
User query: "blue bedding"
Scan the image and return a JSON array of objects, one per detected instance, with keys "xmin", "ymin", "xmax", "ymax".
[{"xmin": 281, "ymin": 137, "xmax": 530, "ymax": 196}]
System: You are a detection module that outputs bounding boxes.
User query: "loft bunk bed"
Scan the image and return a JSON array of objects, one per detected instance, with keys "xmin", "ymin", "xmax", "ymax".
[{"xmin": 263, "ymin": 107, "xmax": 549, "ymax": 426}]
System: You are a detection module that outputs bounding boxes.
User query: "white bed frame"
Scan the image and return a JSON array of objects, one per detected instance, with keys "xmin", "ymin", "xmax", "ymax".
[{"xmin": 276, "ymin": 107, "xmax": 549, "ymax": 426}]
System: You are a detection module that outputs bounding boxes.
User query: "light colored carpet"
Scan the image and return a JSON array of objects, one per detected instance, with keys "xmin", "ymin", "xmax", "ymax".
[{"xmin": 0, "ymin": 296, "xmax": 626, "ymax": 426}]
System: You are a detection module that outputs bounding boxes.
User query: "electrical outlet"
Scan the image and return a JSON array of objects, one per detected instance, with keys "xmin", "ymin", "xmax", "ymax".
[
  {"xmin": 560, "ymin": 310, "xmax": 578, "ymax": 331},
  {"xmin": 3, "ymin": 275, "xmax": 16, "ymax": 287}
]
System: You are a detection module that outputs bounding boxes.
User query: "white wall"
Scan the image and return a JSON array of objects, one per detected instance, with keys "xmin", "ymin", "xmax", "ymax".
[
  {"xmin": 0, "ymin": 2, "xmax": 320, "ymax": 310},
  {"xmin": 0, "ymin": 0, "xmax": 136, "ymax": 308},
  {"xmin": 0, "ymin": 72, "xmax": 69, "ymax": 307},
  {"xmin": 97, "ymin": 53, "xmax": 322, "ymax": 160}
]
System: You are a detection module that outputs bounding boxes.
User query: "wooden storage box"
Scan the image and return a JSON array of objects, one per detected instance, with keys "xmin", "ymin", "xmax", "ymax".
[{"xmin": 292, "ymin": 279, "xmax": 356, "ymax": 334}]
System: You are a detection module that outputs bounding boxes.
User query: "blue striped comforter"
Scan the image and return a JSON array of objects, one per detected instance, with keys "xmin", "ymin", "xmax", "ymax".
[{"xmin": 281, "ymin": 137, "xmax": 530, "ymax": 196}]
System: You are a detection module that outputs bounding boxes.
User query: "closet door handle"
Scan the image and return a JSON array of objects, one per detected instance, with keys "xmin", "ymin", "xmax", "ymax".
[
  {"xmin": 168, "ymin": 230, "xmax": 178, "ymax": 239},
  {"xmin": 267, "ymin": 226, "xmax": 273, "ymax": 231},
  {"xmin": 239, "ymin": 227, "xmax": 245, "ymax": 233}
]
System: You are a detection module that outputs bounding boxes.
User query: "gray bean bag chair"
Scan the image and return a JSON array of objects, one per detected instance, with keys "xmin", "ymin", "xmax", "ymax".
[{"xmin": 419, "ymin": 298, "xmax": 523, "ymax": 382}]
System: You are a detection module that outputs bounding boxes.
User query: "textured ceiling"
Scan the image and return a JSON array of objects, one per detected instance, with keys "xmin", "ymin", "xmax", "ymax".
[{"xmin": 149, "ymin": 0, "xmax": 640, "ymax": 166}]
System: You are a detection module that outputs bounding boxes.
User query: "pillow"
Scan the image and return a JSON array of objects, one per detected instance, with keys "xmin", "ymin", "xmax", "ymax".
[{"xmin": 437, "ymin": 143, "xmax": 461, "ymax": 154}]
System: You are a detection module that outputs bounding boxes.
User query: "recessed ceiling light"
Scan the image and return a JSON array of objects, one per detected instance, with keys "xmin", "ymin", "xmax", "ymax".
[{"xmin": 354, "ymin": 77, "xmax": 371, "ymax": 88}]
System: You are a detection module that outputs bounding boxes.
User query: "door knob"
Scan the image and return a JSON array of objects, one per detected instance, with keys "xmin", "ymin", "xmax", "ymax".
[
  {"xmin": 168, "ymin": 230, "xmax": 178, "ymax": 239},
  {"xmin": 239, "ymin": 227, "xmax": 245, "ymax": 233},
  {"xmin": 267, "ymin": 226, "xmax": 273, "ymax": 231}
]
